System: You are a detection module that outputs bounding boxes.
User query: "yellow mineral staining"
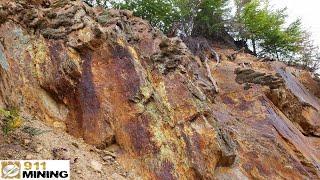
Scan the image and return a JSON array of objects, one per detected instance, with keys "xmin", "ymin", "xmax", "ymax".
[
  {"xmin": 128, "ymin": 46, "xmax": 139, "ymax": 61},
  {"xmin": 78, "ymin": 27, "xmax": 94, "ymax": 44},
  {"xmin": 53, "ymin": 121, "xmax": 67, "ymax": 131},
  {"xmin": 140, "ymin": 86, "xmax": 152, "ymax": 100},
  {"xmin": 154, "ymin": 81, "xmax": 174, "ymax": 124},
  {"xmin": 67, "ymin": 47, "xmax": 82, "ymax": 74},
  {"xmin": 143, "ymin": 101, "xmax": 192, "ymax": 178},
  {"xmin": 27, "ymin": 37, "xmax": 49, "ymax": 79},
  {"xmin": 116, "ymin": 38, "xmax": 126, "ymax": 47},
  {"xmin": 33, "ymin": 40, "xmax": 48, "ymax": 64},
  {"xmin": 67, "ymin": 47, "xmax": 81, "ymax": 63}
]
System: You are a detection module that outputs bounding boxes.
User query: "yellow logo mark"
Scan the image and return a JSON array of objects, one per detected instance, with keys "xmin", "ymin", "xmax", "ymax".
[{"xmin": 1, "ymin": 161, "xmax": 21, "ymax": 179}]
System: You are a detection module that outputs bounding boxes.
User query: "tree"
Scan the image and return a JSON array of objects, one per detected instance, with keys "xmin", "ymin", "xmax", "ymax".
[
  {"xmin": 260, "ymin": 19, "xmax": 304, "ymax": 60},
  {"xmin": 295, "ymin": 31, "xmax": 320, "ymax": 71},
  {"xmin": 236, "ymin": 0, "xmax": 303, "ymax": 60},
  {"xmin": 238, "ymin": 0, "xmax": 284, "ymax": 55},
  {"xmin": 174, "ymin": 0, "xmax": 230, "ymax": 35},
  {"xmin": 111, "ymin": 0, "xmax": 180, "ymax": 33},
  {"xmin": 110, "ymin": 0, "xmax": 230, "ymax": 37},
  {"xmin": 171, "ymin": 0, "xmax": 200, "ymax": 36}
]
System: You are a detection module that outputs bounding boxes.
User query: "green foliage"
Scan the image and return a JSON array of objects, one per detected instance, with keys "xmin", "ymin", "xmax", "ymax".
[
  {"xmin": 293, "ymin": 31, "xmax": 320, "ymax": 71},
  {"xmin": 259, "ymin": 19, "xmax": 302, "ymax": 59},
  {"xmin": 22, "ymin": 126, "xmax": 50, "ymax": 136},
  {"xmin": 0, "ymin": 108, "xmax": 23, "ymax": 135},
  {"xmin": 237, "ymin": 0, "xmax": 303, "ymax": 59},
  {"xmin": 112, "ymin": 0, "xmax": 180, "ymax": 33},
  {"xmin": 110, "ymin": 0, "xmax": 229, "ymax": 35},
  {"xmin": 84, "ymin": 0, "xmax": 230, "ymax": 37},
  {"xmin": 193, "ymin": 0, "xmax": 229, "ymax": 34}
]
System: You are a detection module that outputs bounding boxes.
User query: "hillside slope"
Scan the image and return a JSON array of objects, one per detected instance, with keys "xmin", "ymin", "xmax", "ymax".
[{"xmin": 0, "ymin": 0, "xmax": 320, "ymax": 179}]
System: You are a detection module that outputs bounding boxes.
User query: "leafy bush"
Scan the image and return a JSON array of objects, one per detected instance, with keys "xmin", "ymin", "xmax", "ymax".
[{"xmin": 0, "ymin": 108, "xmax": 23, "ymax": 135}]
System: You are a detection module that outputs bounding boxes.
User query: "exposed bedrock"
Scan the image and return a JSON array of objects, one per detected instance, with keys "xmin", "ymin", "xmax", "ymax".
[{"xmin": 0, "ymin": 0, "xmax": 320, "ymax": 179}]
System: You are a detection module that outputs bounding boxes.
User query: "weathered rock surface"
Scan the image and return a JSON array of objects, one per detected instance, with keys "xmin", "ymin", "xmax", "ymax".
[
  {"xmin": 0, "ymin": 0, "xmax": 320, "ymax": 179},
  {"xmin": 235, "ymin": 67, "xmax": 284, "ymax": 89}
]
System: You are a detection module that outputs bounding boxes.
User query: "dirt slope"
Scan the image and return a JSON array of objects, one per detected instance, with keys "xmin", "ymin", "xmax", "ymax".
[{"xmin": 0, "ymin": 0, "xmax": 320, "ymax": 179}]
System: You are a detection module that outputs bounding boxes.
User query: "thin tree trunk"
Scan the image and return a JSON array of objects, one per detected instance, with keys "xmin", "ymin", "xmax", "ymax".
[{"xmin": 252, "ymin": 38, "xmax": 257, "ymax": 55}]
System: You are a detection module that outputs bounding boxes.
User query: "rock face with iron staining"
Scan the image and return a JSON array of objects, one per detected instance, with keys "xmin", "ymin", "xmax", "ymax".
[{"xmin": 0, "ymin": 0, "xmax": 320, "ymax": 179}]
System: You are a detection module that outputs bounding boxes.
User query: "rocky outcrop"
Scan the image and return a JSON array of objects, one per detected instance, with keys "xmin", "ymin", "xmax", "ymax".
[
  {"xmin": 266, "ymin": 64, "xmax": 320, "ymax": 137},
  {"xmin": 234, "ymin": 63, "xmax": 320, "ymax": 137},
  {"xmin": 235, "ymin": 68, "xmax": 284, "ymax": 89},
  {"xmin": 0, "ymin": 0, "xmax": 320, "ymax": 179}
]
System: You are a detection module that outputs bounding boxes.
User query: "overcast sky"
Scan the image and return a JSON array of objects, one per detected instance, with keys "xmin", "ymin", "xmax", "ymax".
[{"xmin": 269, "ymin": 0, "xmax": 320, "ymax": 47}]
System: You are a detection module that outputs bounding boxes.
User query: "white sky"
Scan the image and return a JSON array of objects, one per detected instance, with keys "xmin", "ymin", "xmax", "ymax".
[{"xmin": 269, "ymin": 0, "xmax": 320, "ymax": 47}]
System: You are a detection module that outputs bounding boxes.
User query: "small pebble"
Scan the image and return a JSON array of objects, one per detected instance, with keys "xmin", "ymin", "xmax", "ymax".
[
  {"xmin": 102, "ymin": 155, "xmax": 114, "ymax": 161},
  {"xmin": 26, "ymin": 154, "xmax": 33, "ymax": 160},
  {"xmin": 71, "ymin": 142, "xmax": 79, "ymax": 148},
  {"xmin": 90, "ymin": 160, "xmax": 102, "ymax": 172},
  {"xmin": 35, "ymin": 145, "xmax": 43, "ymax": 153},
  {"xmin": 76, "ymin": 169, "xmax": 82, "ymax": 174},
  {"xmin": 23, "ymin": 139, "xmax": 31, "ymax": 145}
]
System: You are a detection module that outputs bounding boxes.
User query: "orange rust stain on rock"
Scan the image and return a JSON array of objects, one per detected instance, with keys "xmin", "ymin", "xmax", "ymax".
[
  {"xmin": 164, "ymin": 73, "xmax": 198, "ymax": 125},
  {"xmin": 2, "ymin": 2, "xmax": 320, "ymax": 179},
  {"xmin": 125, "ymin": 114, "xmax": 159, "ymax": 156}
]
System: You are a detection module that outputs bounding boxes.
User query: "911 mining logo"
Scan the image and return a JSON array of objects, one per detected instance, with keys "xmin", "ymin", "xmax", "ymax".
[
  {"xmin": 1, "ymin": 162, "xmax": 21, "ymax": 179},
  {"xmin": 0, "ymin": 160, "xmax": 70, "ymax": 180}
]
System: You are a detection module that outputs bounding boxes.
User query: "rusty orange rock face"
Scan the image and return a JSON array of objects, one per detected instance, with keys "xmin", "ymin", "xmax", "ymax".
[{"xmin": 0, "ymin": 1, "xmax": 320, "ymax": 179}]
